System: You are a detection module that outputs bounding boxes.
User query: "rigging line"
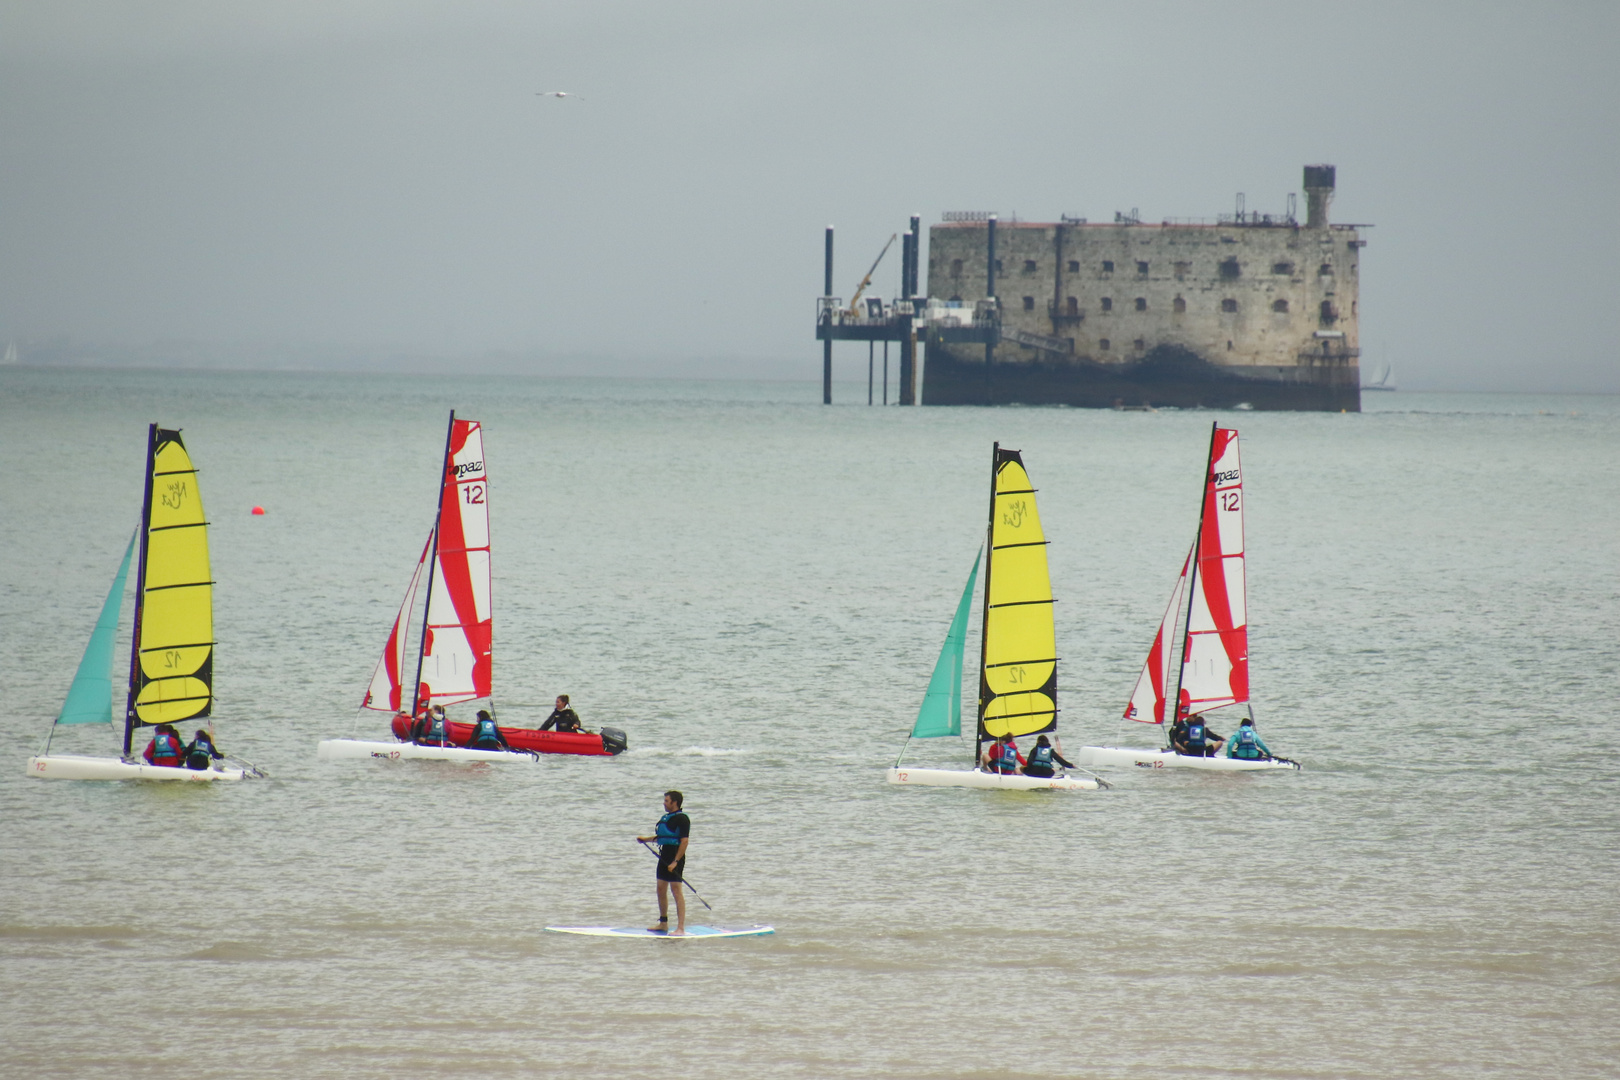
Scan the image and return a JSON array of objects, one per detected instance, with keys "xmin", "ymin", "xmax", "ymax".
[
  {"xmin": 148, "ymin": 521, "xmax": 208, "ymax": 533},
  {"xmin": 140, "ymin": 581, "xmax": 214, "ymax": 593},
  {"xmin": 991, "ymin": 540, "xmax": 1050, "ymax": 550},
  {"xmin": 151, "ymin": 467, "xmax": 199, "ymax": 477},
  {"xmin": 996, "ymin": 487, "xmax": 1037, "ymax": 495},
  {"xmin": 985, "ymin": 657, "xmax": 1058, "ymax": 668},
  {"xmin": 986, "ymin": 598, "xmax": 1054, "ymax": 609},
  {"xmin": 138, "ymin": 640, "xmax": 214, "ymax": 651}
]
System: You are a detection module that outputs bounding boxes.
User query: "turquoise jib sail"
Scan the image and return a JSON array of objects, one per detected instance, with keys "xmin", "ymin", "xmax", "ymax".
[
  {"xmin": 56, "ymin": 530, "xmax": 136, "ymax": 725},
  {"xmin": 910, "ymin": 549, "xmax": 982, "ymax": 738}
]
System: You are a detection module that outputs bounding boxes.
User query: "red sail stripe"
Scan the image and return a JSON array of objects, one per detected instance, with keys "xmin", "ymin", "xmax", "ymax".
[{"xmin": 425, "ymin": 419, "xmax": 493, "ymax": 700}]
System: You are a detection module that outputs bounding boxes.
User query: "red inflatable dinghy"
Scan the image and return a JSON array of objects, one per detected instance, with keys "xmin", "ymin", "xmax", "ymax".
[{"xmin": 390, "ymin": 714, "xmax": 627, "ymax": 757}]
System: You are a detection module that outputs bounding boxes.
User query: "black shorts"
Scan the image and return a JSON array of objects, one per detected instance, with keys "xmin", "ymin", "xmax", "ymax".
[
  {"xmin": 1023, "ymin": 764, "xmax": 1054, "ymax": 778},
  {"xmin": 656, "ymin": 850, "xmax": 685, "ymax": 882}
]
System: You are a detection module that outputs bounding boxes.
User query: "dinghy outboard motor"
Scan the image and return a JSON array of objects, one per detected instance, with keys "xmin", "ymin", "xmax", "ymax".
[{"xmin": 599, "ymin": 727, "xmax": 628, "ymax": 756}]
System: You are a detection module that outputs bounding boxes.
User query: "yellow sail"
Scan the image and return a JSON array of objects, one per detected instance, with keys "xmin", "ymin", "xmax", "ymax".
[
  {"xmin": 130, "ymin": 428, "xmax": 213, "ymax": 727},
  {"xmin": 978, "ymin": 446, "xmax": 1057, "ymax": 740}
]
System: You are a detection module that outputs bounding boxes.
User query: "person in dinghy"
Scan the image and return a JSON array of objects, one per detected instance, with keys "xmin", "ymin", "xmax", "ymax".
[
  {"xmin": 1022, "ymin": 735, "xmax": 1076, "ymax": 778},
  {"xmin": 469, "ymin": 710, "xmax": 509, "ymax": 751},
  {"xmin": 981, "ymin": 734, "xmax": 1026, "ymax": 774},
  {"xmin": 141, "ymin": 725, "xmax": 186, "ymax": 768},
  {"xmin": 1171, "ymin": 712, "xmax": 1225, "ymax": 758}
]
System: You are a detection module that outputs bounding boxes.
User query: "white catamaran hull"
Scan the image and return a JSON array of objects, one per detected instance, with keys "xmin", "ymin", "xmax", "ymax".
[
  {"xmin": 25, "ymin": 754, "xmax": 245, "ymax": 781},
  {"xmin": 1075, "ymin": 746, "xmax": 1299, "ymax": 772},
  {"xmin": 886, "ymin": 767, "xmax": 1099, "ymax": 791},
  {"xmin": 316, "ymin": 739, "xmax": 537, "ymax": 764}
]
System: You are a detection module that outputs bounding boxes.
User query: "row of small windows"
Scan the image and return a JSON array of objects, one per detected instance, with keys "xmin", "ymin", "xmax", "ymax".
[
  {"xmin": 951, "ymin": 258, "xmax": 1331, "ymax": 278},
  {"xmin": 1024, "ymin": 296, "xmax": 1294, "ymax": 313}
]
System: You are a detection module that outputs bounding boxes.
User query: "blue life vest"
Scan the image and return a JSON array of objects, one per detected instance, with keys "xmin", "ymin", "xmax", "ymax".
[
  {"xmin": 1029, "ymin": 744, "xmax": 1054, "ymax": 769},
  {"xmin": 1233, "ymin": 726, "xmax": 1261, "ymax": 759},
  {"xmin": 425, "ymin": 716, "xmax": 446, "ymax": 741},
  {"xmin": 473, "ymin": 717, "xmax": 500, "ymax": 744},
  {"xmin": 655, "ymin": 811, "xmax": 683, "ymax": 848},
  {"xmin": 1185, "ymin": 722, "xmax": 1206, "ymax": 751},
  {"xmin": 152, "ymin": 733, "xmax": 181, "ymax": 763},
  {"xmin": 186, "ymin": 737, "xmax": 215, "ymax": 766},
  {"xmin": 992, "ymin": 741, "xmax": 1019, "ymax": 773}
]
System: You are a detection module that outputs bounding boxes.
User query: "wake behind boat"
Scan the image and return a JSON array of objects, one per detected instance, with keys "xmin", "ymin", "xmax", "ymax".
[
  {"xmin": 888, "ymin": 444, "xmax": 1100, "ymax": 792},
  {"xmin": 27, "ymin": 425, "xmax": 253, "ymax": 782},
  {"xmin": 1076, "ymin": 424, "xmax": 1297, "ymax": 774}
]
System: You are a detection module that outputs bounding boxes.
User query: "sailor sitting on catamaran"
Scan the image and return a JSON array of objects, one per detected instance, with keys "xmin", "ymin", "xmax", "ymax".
[
  {"xmin": 982, "ymin": 734, "xmax": 1025, "ymax": 774},
  {"xmin": 1225, "ymin": 717, "xmax": 1273, "ymax": 760},
  {"xmin": 1022, "ymin": 735, "xmax": 1075, "ymax": 778},
  {"xmin": 1171, "ymin": 714, "xmax": 1224, "ymax": 758},
  {"xmin": 470, "ymin": 710, "xmax": 508, "ymax": 751},
  {"xmin": 184, "ymin": 729, "xmax": 225, "ymax": 770},
  {"xmin": 411, "ymin": 706, "xmax": 449, "ymax": 745},
  {"xmin": 141, "ymin": 725, "xmax": 186, "ymax": 767}
]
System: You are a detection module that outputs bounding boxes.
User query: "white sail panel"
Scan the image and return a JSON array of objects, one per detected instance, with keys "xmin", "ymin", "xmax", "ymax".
[
  {"xmin": 419, "ymin": 418, "xmax": 493, "ymax": 705},
  {"xmin": 363, "ymin": 532, "xmax": 430, "ymax": 713},
  {"xmin": 1123, "ymin": 544, "xmax": 1190, "ymax": 724},
  {"xmin": 1178, "ymin": 427, "xmax": 1249, "ymax": 715}
]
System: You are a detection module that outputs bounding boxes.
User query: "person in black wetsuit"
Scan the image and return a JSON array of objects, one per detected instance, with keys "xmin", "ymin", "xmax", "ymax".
[
  {"xmin": 1171, "ymin": 713, "xmax": 1224, "ymax": 757},
  {"xmin": 469, "ymin": 710, "xmax": 508, "ymax": 751},
  {"xmin": 539, "ymin": 695, "xmax": 581, "ymax": 733},
  {"xmin": 184, "ymin": 728, "xmax": 225, "ymax": 770},
  {"xmin": 1021, "ymin": 734, "xmax": 1075, "ymax": 778},
  {"xmin": 636, "ymin": 790, "xmax": 690, "ymax": 936}
]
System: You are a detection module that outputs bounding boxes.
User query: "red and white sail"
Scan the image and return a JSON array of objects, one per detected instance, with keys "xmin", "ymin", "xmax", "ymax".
[
  {"xmin": 418, "ymin": 419, "xmax": 492, "ymax": 707},
  {"xmin": 362, "ymin": 532, "xmax": 432, "ymax": 712},
  {"xmin": 1177, "ymin": 426, "xmax": 1248, "ymax": 717},
  {"xmin": 1123, "ymin": 543, "xmax": 1192, "ymax": 725}
]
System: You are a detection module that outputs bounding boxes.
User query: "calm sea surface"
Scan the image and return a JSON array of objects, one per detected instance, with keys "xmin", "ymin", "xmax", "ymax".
[{"xmin": 1, "ymin": 369, "xmax": 1616, "ymax": 1078}]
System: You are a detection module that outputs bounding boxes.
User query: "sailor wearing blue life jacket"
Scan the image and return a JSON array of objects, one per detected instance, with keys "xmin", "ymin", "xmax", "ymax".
[
  {"xmin": 1171, "ymin": 713, "xmax": 1224, "ymax": 758},
  {"xmin": 1225, "ymin": 717, "xmax": 1273, "ymax": 760},
  {"xmin": 141, "ymin": 724, "xmax": 186, "ymax": 768},
  {"xmin": 412, "ymin": 706, "xmax": 449, "ymax": 745},
  {"xmin": 469, "ymin": 709, "xmax": 508, "ymax": 751},
  {"xmin": 1022, "ymin": 734, "xmax": 1076, "ymax": 778},
  {"xmin": 981, "ymin": 734, "xmax": 1026, "ymax": 775},
  {"xmin": 184, "ymin": 728, "xmax": 225, "ymax": 770}
]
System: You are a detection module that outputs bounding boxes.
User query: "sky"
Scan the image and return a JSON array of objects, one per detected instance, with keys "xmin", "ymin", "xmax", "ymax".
[{"xmin": 2, "ymin": 0, "xmax": 1616, "ymax": 391}]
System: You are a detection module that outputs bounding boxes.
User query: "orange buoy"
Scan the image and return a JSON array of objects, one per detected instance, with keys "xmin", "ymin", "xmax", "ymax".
[{"xmin": 251, "ymin": 506, "xmax": 266, "ymax": 515}]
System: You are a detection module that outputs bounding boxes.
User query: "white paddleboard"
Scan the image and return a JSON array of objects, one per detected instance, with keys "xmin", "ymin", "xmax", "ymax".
[
  {"xmin": 545, "ymin": 924, "xmax": 774, "ymax": 939},
  {"xmin": 1075, "ymin": 745, "xmax": 1300, "ymax": 772}
]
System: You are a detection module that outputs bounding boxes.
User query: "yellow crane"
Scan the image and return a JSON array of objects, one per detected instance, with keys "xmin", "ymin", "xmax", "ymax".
[{"xmin": 847, "ymin": 234, "xmax": 897, "ymax": 317}]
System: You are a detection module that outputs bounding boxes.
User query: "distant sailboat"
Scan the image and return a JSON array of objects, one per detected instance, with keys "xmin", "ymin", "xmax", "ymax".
[
  {"xmin": 888, "ymin": 444, "xmax": 1100, "ymax": 791},
  {"xmin": 1364, "ymin": 362, "xmax": 1396, "ymax": 391},
  {"xmin": 3, "ymin": 341, "xmax": 17, "ymax": 365},
  {"xmin": 1077, "ymin": 425, "xmax": 1298, "ymax": 772},
  {"xmin": 27, "ymin": 426, "xmax": 250, "ymax": 781}
]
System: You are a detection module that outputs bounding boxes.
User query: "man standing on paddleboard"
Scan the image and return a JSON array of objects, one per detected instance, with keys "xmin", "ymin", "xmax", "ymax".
[{"xmin": 637, "ymin": 790, "xmax": 689, "ymax": 936}]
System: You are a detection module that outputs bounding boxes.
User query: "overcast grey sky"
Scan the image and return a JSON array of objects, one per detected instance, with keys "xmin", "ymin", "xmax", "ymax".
[{"xmin": 2, "ymin": 0, "xmax": 1616, "ymax": 390}]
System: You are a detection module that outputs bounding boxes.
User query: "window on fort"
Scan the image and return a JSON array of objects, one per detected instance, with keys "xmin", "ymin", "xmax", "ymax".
[
  {"xmin": 1098, "ymin": 339, "xmax": 1111, "ymax": 351},
  {"xmin": 1067, "ymin": 260, "xmax": 1079, "ymax": 272},
  {"xmin": 1318, "ymin": 263, "xmax": 1333, "ymax": 275},
  {"xmin": 1219, "ymin": 258, "xmax": 1240, "ymax": 280},
  {"xmin": 951, "ymin": 259, "xmax": 963, "ymax": 277},
  {"xmin": 995, "ymin": 259, "xmax": 1003, "ymax": 273},
  {"xmin": 1101, "ymin": 297, "xmax": 1113, "ymax": 312},
  {"xmin": 1352, "ymin": 302, "xmax": 1357, "ymax": 315},
  {"xmin": 1221, "ymin": 298, "xmax": 1239, "ymax": 313},
  {"xmin": 1022, "ymin": 296, "xmax": 1035, "ymax": 311},
  {"xmin": 1272, "ymin": 262, "xmax": 1293, "ymax": 275},
  {"xmin": 1133, "ymin": 338, "xmax": 1145, "ymax": 351},
  {"xmin": 1174, "ymin": 261, "xmax": 1190, "ymax": 279},
  {"xmin": 1272, "ymin": 299, "xmax": 1289, "ymax": 313},
  {"xmin": 949, "ymin": 295, "xmax": 962, "ymax": 303},
  {"xmin": 1134, "ymin": 297, "xmax": 1147, "ymax": 311},
  {"xmin": 1102, "ymin": 260, "xmax": 1114, "ymax": 273},
  {"xmin": 1173, "ymin": 297, "xmax": 1187, "ymax": 314},
  {"xmin": 1136, "ymin": 261, "xmax": 1149, "ymax": 276},
  {"xmin": 1066, "ymin": 296, "xmax": 1079, "ymax": 315},
  {"xmin": 1320, "ymin": 300, "xmax": 1337, "ymax": 325},
  {"xmin": 1023, "ymin": 260, "xmax": 1038, "ymax": 273}
]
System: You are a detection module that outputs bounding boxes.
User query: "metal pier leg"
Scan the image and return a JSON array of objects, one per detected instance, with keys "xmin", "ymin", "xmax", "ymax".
[
  {"xmin": 868, "ymin": 341, "xmax": 874, "ymax": 404},
  {"xmin": 883, "ymin": 342, "xmax": 889, "ymax": 405}
]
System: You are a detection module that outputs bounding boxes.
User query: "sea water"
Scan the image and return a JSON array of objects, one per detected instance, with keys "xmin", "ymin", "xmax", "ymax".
[{"xmin": 1, "ymin": 368, "xmax": 1616, "ymax": 1078}]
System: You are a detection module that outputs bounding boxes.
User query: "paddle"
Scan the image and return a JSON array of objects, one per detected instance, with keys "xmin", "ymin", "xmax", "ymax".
[{"xmin": 638, "ymin": 838, "xmax": 713, "ymax": 911}]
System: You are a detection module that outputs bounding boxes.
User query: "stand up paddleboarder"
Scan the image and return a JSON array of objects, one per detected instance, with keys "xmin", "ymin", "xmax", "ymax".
[{"xmin": 636, "ymin": 790, "xmax": 689, "ymax": 936}]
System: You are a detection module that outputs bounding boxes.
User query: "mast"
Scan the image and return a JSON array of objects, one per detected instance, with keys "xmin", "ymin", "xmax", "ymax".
[
  {"xmin": 122, "ymin": 424, "xmax": 158, "ymax": 756},
  {"xmin": 975, "ymin": 441, "xmax": 998, "ymax": 768},
  {"xmin": 1168, "ymin": 421, "xmax": 1219, "ymax": 739},
  {"xmin": 411, "ymin": 409, "xmax": 456, "ymax": 719}
]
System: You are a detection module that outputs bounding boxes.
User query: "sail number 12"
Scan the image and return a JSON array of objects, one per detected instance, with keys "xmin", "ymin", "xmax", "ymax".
[{"xmin": 463, "ymin": 484, "xmax": 485, "ymax": 505}]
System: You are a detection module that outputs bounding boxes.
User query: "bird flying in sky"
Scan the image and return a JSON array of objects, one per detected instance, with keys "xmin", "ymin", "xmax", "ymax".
[{"xmin": 536, "ymin": 91, "xmax": 582, "ymax": 99}]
